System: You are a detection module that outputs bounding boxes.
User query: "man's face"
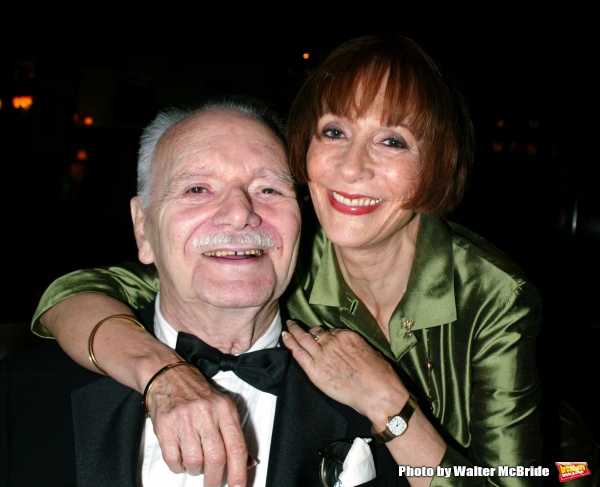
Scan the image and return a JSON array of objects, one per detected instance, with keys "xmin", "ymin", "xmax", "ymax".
[{"xmin": 132, "ymin": 110, "xmax": 301, "ymax": 315}]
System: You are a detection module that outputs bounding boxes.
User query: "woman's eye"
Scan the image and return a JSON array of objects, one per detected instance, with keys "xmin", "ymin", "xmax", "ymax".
[
  {"xmin": 323, "ymin": 128, "xmax": 344, "ymax": 139},
  {"xmin": 261, "ymin": 187, "xmax": 280, "ymax": 195},
  {"xmin": 186, "ymin": 186, "xmax": 207, "ymax": 194},
  {"xmin": 382, "ymin": 137, "xmax": 407, "ymax": 148}
]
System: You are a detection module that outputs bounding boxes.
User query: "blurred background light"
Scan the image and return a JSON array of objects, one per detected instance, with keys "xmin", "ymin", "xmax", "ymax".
[{"xmin": 12, "ymin": 96, "xmax": 33, "ymax": 110}]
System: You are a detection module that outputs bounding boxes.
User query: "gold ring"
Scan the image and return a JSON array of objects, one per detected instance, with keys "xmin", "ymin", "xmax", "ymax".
[{"xmin": 312, "ymin": 330, "xmax": 327, "ymax": 342}]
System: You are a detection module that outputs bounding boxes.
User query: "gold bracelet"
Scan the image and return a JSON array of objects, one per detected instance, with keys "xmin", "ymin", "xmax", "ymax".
[
  {"xmin": 87, "ymin": 314, "xmax": 146, "ymax": 374},
  {"xmin": 143, "ymin": 362, "xmax": 198, "ymax": 418}
]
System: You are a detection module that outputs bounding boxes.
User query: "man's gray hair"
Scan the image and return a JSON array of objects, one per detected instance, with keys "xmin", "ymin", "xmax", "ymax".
[{"xmin": 137, "ymin": 95, "xmax": 286, "ymax": 208}]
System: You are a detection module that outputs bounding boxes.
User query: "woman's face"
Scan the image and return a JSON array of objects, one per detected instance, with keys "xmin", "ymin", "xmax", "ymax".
[{"xmin": 307, "ymin": 99, "xmax": 422, "ymax": 251}]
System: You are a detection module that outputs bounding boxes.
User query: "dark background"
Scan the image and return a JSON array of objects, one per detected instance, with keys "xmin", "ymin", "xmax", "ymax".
[{"xmin": 1, "ymin": 19, "xmax": 598, "ymax": 455}]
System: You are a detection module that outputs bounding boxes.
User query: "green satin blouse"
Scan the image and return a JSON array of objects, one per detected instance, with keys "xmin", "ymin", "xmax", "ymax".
[{"xmin": 32, "ymin": 214, "xmax": 543, "ymax": 486}]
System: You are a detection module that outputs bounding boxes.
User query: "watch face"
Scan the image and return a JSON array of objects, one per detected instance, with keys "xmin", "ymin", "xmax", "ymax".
[{"xmin": 387, "ymin": 416, "xmax": 407, "ymax": 436}]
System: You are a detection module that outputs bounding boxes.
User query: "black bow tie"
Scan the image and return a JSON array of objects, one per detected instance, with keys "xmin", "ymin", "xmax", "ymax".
[{"xmin": 175, "ymin": 332, "xmax": 290, "ymax": 395}]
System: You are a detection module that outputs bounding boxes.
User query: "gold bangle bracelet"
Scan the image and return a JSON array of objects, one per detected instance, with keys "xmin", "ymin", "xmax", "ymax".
[
  {"xmin": 87, "ymin": 314, "xmax": 146, "ymax": 374},
  {"xmin": 143, "ymin": 362, "xmax": 198, "ymax": 418}
]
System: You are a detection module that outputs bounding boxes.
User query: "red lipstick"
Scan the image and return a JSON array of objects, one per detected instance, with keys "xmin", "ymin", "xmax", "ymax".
[{"xmin": 327, "ymin": 190, "xmax": 384, "ymax": 215}]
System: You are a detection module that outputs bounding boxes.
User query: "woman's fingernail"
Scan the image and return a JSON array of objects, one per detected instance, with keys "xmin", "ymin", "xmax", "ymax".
[{"xmin": 281, "ymin": 331, "xmax": 289, "ymax": 338}]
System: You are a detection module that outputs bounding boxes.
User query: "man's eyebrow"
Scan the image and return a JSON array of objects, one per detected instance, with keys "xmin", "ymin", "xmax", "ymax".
[
  {"xmin": 162, "ymin": 170, "xmax": 214, "ymax": 197},
  {"xmin": 167, "ymin": 170, "xmax": 214, "ymax": 186},
  {"xmin": 253, "ymin": 168, "xmax": 294, "ymax": 186},
  {"xmin": 163, "ymin": 168, "xmax": 294, "ymax": 194}
]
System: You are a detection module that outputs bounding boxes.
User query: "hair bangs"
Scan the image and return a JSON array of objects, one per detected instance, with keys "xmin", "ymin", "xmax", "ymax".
[{"xmin": 316, "ymin": 48, "xmax": 419, "ymax": 131}]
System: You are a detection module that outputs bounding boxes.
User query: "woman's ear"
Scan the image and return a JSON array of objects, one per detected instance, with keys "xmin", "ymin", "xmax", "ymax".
[{"xmin": 131, "ymin": 196, "xmax": 155, "ymax": 264}]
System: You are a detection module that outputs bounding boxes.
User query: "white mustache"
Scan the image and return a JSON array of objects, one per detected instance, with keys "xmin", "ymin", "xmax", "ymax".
[{"xmin": 191, "ymin": 232, "xmax": 275, "ymax": 249}]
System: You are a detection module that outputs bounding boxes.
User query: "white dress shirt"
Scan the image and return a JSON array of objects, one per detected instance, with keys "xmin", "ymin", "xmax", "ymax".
[{"xmin": 141, "ymin": 294, "xmax": 280, "ymax": 487}]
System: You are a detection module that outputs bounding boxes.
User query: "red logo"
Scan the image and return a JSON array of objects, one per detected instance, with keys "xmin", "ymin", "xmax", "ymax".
[{"xmin": 555, "ymin": 462, "xmax": 591, "ymax": 482}]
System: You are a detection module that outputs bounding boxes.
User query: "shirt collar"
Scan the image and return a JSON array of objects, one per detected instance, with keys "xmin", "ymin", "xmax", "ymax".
[
  {"xmin": 307, "ymin": 236, "xmax": 393, "ymax": 358},
  {"xmin": 392, "ymin": 214, "xmax": 457, "ymax": 331},
  {"xmin": 153, "ymin": 292, "xmax": 282, "ymax": 351},
  {"xmin": 307, "ymin": 214, "xmax": 457, "ymax": 360}
]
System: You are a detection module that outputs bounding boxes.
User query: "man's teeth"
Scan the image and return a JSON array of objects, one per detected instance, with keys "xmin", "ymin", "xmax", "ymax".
[
  {"xmin": 203, "ymin": 250, "xmax": 263, "ymax": 257},
  {"xmin": 332, "ymin": 191, "xmax": 382, "ymax": 206}
]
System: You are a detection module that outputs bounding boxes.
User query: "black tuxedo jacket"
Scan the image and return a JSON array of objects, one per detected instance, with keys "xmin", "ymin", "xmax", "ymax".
[{"xmin": 0, "ymin": 310, "xmax": 406, "ymax": 487}]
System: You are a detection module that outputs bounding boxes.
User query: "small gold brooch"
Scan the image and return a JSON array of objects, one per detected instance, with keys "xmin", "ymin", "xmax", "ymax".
[{"xmin": 404, "ymin": 319, "xmax": 413, "ymax": 337}]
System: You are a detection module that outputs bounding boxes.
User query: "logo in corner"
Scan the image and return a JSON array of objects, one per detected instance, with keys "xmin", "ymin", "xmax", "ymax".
[{"xmin": 555, "ymin": 462, "xmax": 591, "ymax": 482}]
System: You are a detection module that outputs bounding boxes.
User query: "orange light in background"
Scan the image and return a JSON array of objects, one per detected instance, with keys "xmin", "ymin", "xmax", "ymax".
[
  {"xmin": 529, "ymin": 120, "xmax": 539, "ymax": 129},
  {"xmin": 76, "ymin": 149, "xmax": 88, "ymax": 161},
  {"xmin": 0, "ymin": 99, "xmax": 3, "ymax": 109},
  {"xmin": 526, "ymin": 142, "xmax": 537, "ymax": 156},
  {"xmin": 73, "ymin": 113, "xmax": 79, "ymax": 123},
  {"xmin": 509, "ymin": 141, "xmax": 518, "ymax": 151},
  {"xmin": 13, "ymin": 96, "xmax": 33, "ymax": 110},
  {"xmin": 84, "ymin": 117, "xmax": 93, "ymax": 126},
  {"xmin": 303, "ymin": 52, "xmax": 310, "ymax": 59},
  {"xmin": 492, "ymin": 141, "xmax": 503, "ymax": 153},
  {"xmin": 495, "ymin": 119, "xmax": 504, "ymax": 128}
]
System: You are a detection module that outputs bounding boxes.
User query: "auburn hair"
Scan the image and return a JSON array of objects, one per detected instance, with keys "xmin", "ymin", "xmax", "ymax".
[{"xmin": 287, "ymin": 36, "xmax": 475, "ymax": 216}]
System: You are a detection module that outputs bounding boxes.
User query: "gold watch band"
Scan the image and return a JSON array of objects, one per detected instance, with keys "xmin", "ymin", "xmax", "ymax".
[{"xmin": 371, "ymin": 392, "xmax": 418, "ymax": 443}]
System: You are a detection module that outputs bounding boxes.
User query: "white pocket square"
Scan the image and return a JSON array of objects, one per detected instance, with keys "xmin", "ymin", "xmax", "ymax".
[{"xmin": 334, "ymin": 437, "xmax": 376, "ymax": 487}]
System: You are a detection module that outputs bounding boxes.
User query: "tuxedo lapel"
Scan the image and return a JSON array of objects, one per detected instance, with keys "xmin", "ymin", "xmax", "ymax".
[
  {"xmin": 266, "ymin": 360, "xmax": 348, "ymax": 487},
  {"xmin": 72, "ymin": 376, "xmax": 146, "ymax": 487}
]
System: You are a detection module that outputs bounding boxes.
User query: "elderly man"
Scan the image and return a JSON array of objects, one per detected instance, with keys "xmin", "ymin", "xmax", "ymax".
[{"xmin": 1, "ymin": 97, "xmax": 401, "ymax": 487}]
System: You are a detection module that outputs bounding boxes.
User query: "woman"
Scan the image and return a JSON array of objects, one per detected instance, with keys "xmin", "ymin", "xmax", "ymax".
[{"xmin": 33, "ymin": 36, "xmax": 542, "ymax": 486}]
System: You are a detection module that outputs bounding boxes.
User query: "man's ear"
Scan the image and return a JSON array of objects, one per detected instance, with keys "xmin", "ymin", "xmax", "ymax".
[{"xmin": 131, "ymin": 196, "xmax": 155, "ymax": 264}]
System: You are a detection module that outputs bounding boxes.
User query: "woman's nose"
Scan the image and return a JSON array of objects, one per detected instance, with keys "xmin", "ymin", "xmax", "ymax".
[
  {"xmin": 212, "ymin": 188, "xmax": 261, "ymax": 230},
  {"xmin": 336, "ymin": 142, "xmax": 373, "ymax": 183}
]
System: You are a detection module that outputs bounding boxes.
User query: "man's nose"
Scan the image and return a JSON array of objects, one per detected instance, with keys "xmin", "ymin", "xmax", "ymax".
[
  {"xmin": 336, "ymin": 141, "xmax": 374, "ymax": 184},
  {"xmin": 212, "ymin": 188, "xmax": 261, "ymax": 230}
]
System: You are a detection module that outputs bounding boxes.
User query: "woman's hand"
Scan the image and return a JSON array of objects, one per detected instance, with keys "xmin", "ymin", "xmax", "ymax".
[
  {"xmin": 281, "ymin": 321, "xmax": 408, "ymax": 421},
  {"xmin": 283, "ymin": 321, "xmax": 447, "ymax": 487},
  {"xmin": 145, "ymin": 364, "xmax": 250, "ymax": 487}
]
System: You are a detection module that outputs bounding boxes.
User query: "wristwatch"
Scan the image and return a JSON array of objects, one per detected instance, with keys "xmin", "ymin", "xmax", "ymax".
[{"xmin": 371, "ymin": 392, "xmax": 418, "ymax": 443}]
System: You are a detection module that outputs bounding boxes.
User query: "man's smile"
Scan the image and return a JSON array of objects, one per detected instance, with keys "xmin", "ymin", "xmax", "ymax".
[{"xmin": 203, "ymin": 249, "xmax": 264, "ymax": 258}]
